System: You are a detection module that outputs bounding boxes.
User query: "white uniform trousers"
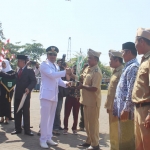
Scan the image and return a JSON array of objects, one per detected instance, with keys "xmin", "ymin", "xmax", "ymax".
[{"xmin": 40, "ymin": 99, "xmax": 57, "ymax": 143}]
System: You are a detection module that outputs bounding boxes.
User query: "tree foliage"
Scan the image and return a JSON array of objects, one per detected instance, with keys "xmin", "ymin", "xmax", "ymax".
[
  {"xmin": 20, "ymin": 43, "xmax": 46, "ymax": 61},
  {"xmin": 3, "ymin": 42, "xmax": 46, "ymax": 69},
  {"xmin": 0, "ymin": 22, "xmax": 5, "ymax": 41},
  {"xmin": 67, "ymin": 52, "xmax": 86, "ymax": 67},
  {"xmin": 98, "ymin": 62, "xmax": 111, "ymax": 77},
  {"xmin": 5, "ymin": 42, "xmax": 46, "ymax": 61},
  {"xmin": 67, "ymin": 52, "xmax": 112, "ymax": 77}
]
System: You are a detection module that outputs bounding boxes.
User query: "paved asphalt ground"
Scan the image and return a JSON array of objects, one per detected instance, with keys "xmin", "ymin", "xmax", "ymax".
[{"xmin": 0, "ymin": 91, "xmax": 110, "ymax": 150}]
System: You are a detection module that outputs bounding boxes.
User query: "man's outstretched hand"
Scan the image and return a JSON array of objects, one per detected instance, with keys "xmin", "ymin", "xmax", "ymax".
[
  {"xmin": 25, "ymin": 88, "xmax": 30, "ymax": 94},
  {"xmin": 66, "ymin": 81, "xmax": 71, "ymax": 87},
  {"xmin": 66, "ymin": 68, "xmax": 72, "ymax": 75}
]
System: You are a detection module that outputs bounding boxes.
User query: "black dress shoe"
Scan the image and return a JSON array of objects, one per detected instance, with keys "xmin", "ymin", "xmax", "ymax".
[
  {"xmin": 25, "ymin": 131, "xmax": 34, "ymax": 136},
  {"xmin": 9, "ymin": 117, "xmax": 14, "ymax": 120},
  {"xmin": 37, "ymin": 130, "xmax": 41, "ymax": 136},
  {"xmin": 86, "ymin": 145, "xmax": 99, "ymax": 150},
  {"xmin": 11, "ymin": 130, "xmax": 22, "ymax": 135},
  {"xmin": 59, "ymin": 127, "xmax": 64, "ymax": 130},
  {"xmin": 22, "ymin": 126, "xmax": 33, "ymax": 129},
  {"xmin": 79, "ymin": 143, "xmax": 91, "ymax": 147},
  {"xmin": 53, "ymin": 130, "xmax": 60, "ymax": 135}
]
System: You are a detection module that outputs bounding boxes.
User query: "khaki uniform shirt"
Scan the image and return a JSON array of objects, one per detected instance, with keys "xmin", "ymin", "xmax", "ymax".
[
  {"xmin": 80, "ymin": 64, "xmax": 102, "ymax": 107},
  {"xmin": 132, "ymin": 51, "xmax": 150, "ymax": 103},
  {"xmin": 104, "ymin": 65, "xmax": 124, "ymax": 110}
]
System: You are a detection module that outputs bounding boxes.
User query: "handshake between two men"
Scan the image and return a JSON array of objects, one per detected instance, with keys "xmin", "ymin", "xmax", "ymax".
[
  {"xmin": 65, "ymin": 68, "xmax": 72, "ymax": 76},
  {"xmin": 65, "ymin": 67, "xmax": 84, "ymax": 89}
]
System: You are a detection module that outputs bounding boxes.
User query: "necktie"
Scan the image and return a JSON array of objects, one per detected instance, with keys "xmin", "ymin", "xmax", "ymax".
[
  {"xmin": 18, "ymin": 68, "xmax": 22, "ymax": 78},
  {"xmin": 53, "ymin": 64, "xmax": 56, "ymax": 71}
]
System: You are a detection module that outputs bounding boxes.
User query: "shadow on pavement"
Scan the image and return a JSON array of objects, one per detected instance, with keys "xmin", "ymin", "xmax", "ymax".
[
  {"xmin": 0, "ymin": 121, "xmax": 109, "ymax": 150},
  {"xmin": 0, "ymin": 131, "xmax": 8, "ymax": 144},
  {"xmin": 0, "ymin": 121, "xmax": 41, "ymax": 150},
  {"xmin": 0, "ymin": 120, "xmax": 15, "ymax": 133},
  {"xmin": 51, "ymin": 131, "xmax": 109, "ymax": 150},
  {"xmin": 99, "ymin": 133, "xmax": 110, "ymax": 148}
]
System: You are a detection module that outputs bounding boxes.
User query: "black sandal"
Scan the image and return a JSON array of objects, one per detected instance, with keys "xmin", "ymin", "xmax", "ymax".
[
  {"xmin": 4, "ymin": 120, "xmax": 9, "ymax": 124},
  {"xmin": 0, "ymin": 118, "xmax": 4, "ymax": 123}
]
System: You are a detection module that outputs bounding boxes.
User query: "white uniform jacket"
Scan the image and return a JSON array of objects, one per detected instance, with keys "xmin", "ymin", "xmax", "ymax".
[{"xmin": 40, "ymin": 60, "xmax": 67, "ymax": 101}]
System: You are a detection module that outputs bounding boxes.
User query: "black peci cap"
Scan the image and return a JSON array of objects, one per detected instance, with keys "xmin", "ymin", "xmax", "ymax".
[
  {"xmin": 122, "ymin": 42, "xmax": 136, "ymax": 51},
  {"xmin": 122, "ymin": 42, "xmax": 137, "ymax": 56},
  {"xmin": 17, "ymin": 55, "xmax": 28, "ymax": 60}
]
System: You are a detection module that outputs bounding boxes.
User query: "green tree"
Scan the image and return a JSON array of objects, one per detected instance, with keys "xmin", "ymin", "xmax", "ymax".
[
  {"xmin": 3, "ymin": 42, "xmax": 45, "ymax": 69},
  {"xmin": 0, "ymin": 22, "xmax": 5, "ymax": 41},
  {"xmin": 0, "ymin": 22, "xmax": 5, "ymax": 56},
  {"xmin": 67, "ymin": 52, "xmax": 112, "ymax": 78},
  {"xmin": 4, "ymin": 42, "xmax": 46, "ymax": 62},
  {"xmin": 20, "ymin": 43, "xmax": 46, "ymax": 61},
  {"xmin": 4, "ymin": 42, "xmax": 23, "ymax": 69},
  {"xmin": 67, "ymin": 52, "xmax": 86, "ymax": 67},
  {"xmin": 98, "ymin": 62, "xmax": 112, "ymax": 77}
]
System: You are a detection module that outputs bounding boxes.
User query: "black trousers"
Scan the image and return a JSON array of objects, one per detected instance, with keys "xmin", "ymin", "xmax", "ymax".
[
  {"xmin": 79, "ymin": 104, "xmax": 84, "ymax": 128},
  {"xmin": 14, "ymin": 98, "xmax": 30, "ymax": 132}
]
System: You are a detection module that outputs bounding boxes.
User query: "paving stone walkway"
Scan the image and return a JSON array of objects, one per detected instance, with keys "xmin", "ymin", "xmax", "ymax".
[{"xmin": 0, "ymin": 92, "xmax": 110, "ymax": 150}]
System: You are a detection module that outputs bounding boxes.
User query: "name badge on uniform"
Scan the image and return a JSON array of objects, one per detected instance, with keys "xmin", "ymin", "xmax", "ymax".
[{"xmin": 7, "ymin": 82, "xmax": 12, "ymax": 88}]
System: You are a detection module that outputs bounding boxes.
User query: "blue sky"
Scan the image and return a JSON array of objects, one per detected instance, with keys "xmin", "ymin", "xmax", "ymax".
[{"xmin": 0, "ymin": 0, "xmax": 149, "ymax": 64}]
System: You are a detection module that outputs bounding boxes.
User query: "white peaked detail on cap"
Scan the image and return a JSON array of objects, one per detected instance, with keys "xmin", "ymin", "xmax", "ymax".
[
  {"xmin": 109, "ymin": 50, "xmax": 123, "ymax": 58},
  {"xmin": 87, "ymin": 49, "xmax": 101, "ymax": 57}
]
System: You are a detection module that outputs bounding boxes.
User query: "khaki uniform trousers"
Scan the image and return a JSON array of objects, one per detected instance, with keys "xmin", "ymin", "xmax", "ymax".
[
  {"xmin": 119, "ymin": 120, "xmax": 135, "ymax": 150},
  {"xmin": 109, "ymin": 112, "xmax": 135, "ymax": 150},
  {"xmin": 109, "ymin": 112, "xmax": 119, "ymax": 150},
  {"xmin": 135, "ymin": 106, "xmax": 150, "ymax": 150},
  {"xmin": 84, "ymin": 105, "xmax": 100, "ymax": 147}
]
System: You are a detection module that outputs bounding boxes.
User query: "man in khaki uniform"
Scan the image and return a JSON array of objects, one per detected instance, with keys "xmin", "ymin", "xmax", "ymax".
[
  {"xmin": 71, "ymin": 49, "xmax": 102, "ymax": 150},
  {"xmin": 104, "ymin": 50, "xmax": 124, "ymax": 150},
  {"xmin": 132, "ymin": 28, "xmax": 150, "ymax": 150}
]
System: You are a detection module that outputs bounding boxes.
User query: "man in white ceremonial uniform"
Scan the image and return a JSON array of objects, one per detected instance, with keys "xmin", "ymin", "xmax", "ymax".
[{"xmin": 39, "ymin": 46, "xmax": 71, "ymax": 149}]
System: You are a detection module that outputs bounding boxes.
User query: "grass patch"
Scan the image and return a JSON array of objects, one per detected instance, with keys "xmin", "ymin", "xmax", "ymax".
[{"xmin": 101, "ymin": 90, "xmax": 108, "ymax": 94}]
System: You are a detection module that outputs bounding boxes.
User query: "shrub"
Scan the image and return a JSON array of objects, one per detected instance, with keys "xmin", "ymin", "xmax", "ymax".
[{"xmin": 101, "ymin": 84, "xmax": 107, "ymax": 90}]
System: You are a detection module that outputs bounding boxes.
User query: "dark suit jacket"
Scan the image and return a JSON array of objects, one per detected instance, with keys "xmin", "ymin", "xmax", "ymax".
[{"xmin": 15, "ymin": 66, "xmax": 36, "ymax": 99}]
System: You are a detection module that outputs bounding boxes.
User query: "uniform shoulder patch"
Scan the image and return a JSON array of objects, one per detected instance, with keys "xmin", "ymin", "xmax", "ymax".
[{"xmin": 95, "ymin": 68, "xmax": 98, "ymax": 72}]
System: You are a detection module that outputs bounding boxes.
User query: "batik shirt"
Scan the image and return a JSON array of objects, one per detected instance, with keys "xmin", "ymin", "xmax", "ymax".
[{"xmin": 113, "ymin": 58, "xmax": 139, "ymax": 119}]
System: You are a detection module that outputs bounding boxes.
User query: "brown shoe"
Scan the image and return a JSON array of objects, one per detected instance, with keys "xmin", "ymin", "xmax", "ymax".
[
  {"xmin": 77, "ymin": 128, "xmax": 84, "ymax": 131},
  {"xmin": 79, "ymin": 143, "xmax": 90, "ymax": 147},
  {"xmin": 53, "ymin": 130, "xmax": 60, "ymax": 135}
]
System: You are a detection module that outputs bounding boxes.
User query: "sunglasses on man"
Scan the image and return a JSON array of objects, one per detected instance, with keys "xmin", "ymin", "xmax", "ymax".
[{"xmin": 49, "ymin": 53, "xmax": 57, "ymax": 56}]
